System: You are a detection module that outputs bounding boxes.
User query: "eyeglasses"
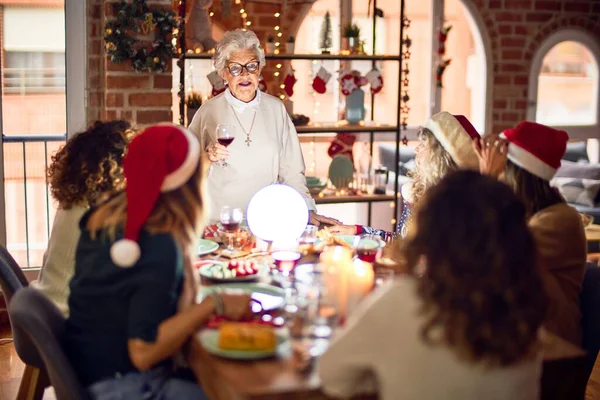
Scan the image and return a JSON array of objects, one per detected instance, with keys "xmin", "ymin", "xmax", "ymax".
[{"xmin": 227, "ymin": 61, "xmax": 260, "ymax": 77}]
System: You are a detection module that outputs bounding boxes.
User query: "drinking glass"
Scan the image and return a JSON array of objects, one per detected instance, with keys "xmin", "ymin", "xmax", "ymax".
[
  {"xmin": 215, "ymin": 124, "xmax": 236, "ymax": 167},
  {"xmin": 220, "ymin": 206, "xmax": 243, "ymax": 252},
  {"xmin": 271, "ymin": 240, "xmax": 301, "ymax": 288},
  {"xmin": 356, "ymin": 234, "xmax": 385, "ymax": 263},
  {"xmin": 297, "ymin": 225, "xmax": 318, "ymax": 254}
]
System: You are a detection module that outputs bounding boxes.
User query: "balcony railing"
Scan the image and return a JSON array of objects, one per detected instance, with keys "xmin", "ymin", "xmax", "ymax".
[
  {"xmin": 3, "ymin": 133, "xmax": 66, "ymax": 268},
  {"xmin": 3, "ymin": 68, "xmax": 66, "ymax": 95}
]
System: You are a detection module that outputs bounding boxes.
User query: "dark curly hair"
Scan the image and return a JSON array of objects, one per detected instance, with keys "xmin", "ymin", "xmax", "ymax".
[
  {"xmin": 47, "ymin": 120, "xmax": 136, "ymax": 209},
  {"xmin": 400, "ymin": 170, "xmax": 547, "ymax": 366}
]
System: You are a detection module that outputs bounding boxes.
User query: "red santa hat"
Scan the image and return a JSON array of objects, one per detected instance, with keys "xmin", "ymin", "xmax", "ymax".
[
  {"xmin": 502, "ymin": 121, "xmax": 568, "ymax": 181},
  {"xmin": 424, "ymin": 111, "xmax": 480, "ymax": 169},
  {"xmin": 110, "ymin": 123, "xmax": 201, "ymax": 268}
]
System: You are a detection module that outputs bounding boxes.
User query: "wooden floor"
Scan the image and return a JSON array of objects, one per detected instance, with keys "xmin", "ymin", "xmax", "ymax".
[{"xmin": 0, "ymin": 326, "xmax": 55, "ymax": 400}]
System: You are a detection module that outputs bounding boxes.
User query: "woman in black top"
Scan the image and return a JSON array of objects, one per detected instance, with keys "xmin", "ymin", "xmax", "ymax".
[{"xmin": 65, "ymin": 124, "xmax": 251, "ymax": 399}]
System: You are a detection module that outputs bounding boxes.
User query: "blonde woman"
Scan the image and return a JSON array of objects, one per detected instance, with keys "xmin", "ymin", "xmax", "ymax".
[
  {"xmin": 64, "ymin": 124, "xmax": 252, "ymax": 399},
  {"xmin": 329, "ymin": 112, "xmax": 480, "ymax": 238}
]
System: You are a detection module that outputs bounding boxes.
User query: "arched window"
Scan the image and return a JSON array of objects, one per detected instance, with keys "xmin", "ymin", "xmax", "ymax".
[{"xmin": 528, "ymin": 30, "xmax": 600, "ymax": 139}]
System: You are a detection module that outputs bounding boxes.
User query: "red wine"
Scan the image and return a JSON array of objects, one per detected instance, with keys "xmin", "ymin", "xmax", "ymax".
[
  {"xmin": 218, "ymin": 137, "xmax": 234, "ymax": 147},
  {"xmin": 222, "ymin": 221, "xmax": 240, "ymax": 232},
  {"xmin": 357, "ymin": 249, "xmax": 378, "ymax": 263},
  {"xmin": 272, "ymin": 251, "xmax": 301, "ymax": 273}
]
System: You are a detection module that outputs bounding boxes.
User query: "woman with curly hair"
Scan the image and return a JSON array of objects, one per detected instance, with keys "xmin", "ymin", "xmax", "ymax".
[
  {"xmin": 328, "ymin": 111, "xmax": 479, "ymax": 239},
  {"xmin": 319, "ymin": 170, "xmax": 547, "ymax": 400},
  {"xmin": 31, "ymin": 120, "xmax": 135, "ymax": 316},
  {"xmin": 474, "ymin": 122, "xmax": 586, "ymax": 345}
]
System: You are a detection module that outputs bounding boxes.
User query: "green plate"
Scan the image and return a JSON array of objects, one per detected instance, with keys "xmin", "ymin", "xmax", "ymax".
[
  {"xmin": 197, "ymin": 239, "xmax": 219, "ymax": 256},
  {"xmin": 328, "ymin": 155, "xmax": 354, "ymax": 189},
  {"xmin": 198, "ymin": 262, "xmax": 266, "ymax": 282},
  {"xmin": 198, "ymin": 329, "xmax": 290, "ymax": 360}
]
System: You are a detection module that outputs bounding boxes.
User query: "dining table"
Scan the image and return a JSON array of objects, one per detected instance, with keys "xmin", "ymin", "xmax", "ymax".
[{"xmin": 188, "ymin": 244, "xmax": 589, "ymax": 400}]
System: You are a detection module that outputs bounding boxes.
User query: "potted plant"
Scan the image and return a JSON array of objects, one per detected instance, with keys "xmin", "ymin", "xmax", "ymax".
[
  {"xmin": 265, "ymin": 35, "xmax": 275, "ymax": 54},
  {"xmin": 186, "ymin": 92, "xmax": 203, "ymax": 126},
  {"xmin": 343, "ymin": 23, "xmax": 361, "ymax": 54},
  {"xmin": 286, "ymin": 36, "xmax": 295, "ymax": 54}
]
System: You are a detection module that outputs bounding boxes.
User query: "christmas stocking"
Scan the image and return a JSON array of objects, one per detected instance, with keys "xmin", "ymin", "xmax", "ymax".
[
  {"xmin": 207, "ymin": 70, "xmax": 226, "ymax": 97},
  {"xmin": 366, "ymin": 68, "xmax": 384, "ymax": 94},
  {"xmin": 339, "ymin": 72, "xmax": 359, "ymax": 96},
  {"xmin": 312, "ymin": 66, "xmax": 332, "ymax": 94},
  {"xmin": 258, "ymin": 76, "xmax": 267, "ymax": 92},
  {"xmin": 283, "ymin": 69, "xmax": 297, "ymax": 97},
  {"xmin": 327, "ymin": 133, "xmax": 356, "ymax": 162},
  {"xmin": 185, "ymin": 0, "xmax": 217, "ymax": 52}
]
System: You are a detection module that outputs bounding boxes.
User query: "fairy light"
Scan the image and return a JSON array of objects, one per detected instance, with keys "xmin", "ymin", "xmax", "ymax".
[{"xmin": 309, "ymin": 139, "xmax": 316, "ymax": 174}]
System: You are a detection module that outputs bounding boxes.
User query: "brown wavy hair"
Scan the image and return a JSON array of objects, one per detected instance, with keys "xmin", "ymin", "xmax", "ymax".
[
  {"xmin": 409, "ymin": 127, "xmax": 457, "ymax": 204},
  {"xmin": 503, "ymin": 160, "xmax": 565, "ymax": 217},
  {"xmin": 401, "ymin": 170, "xmax": 547, "ymax": 366},
  {"xmin": 47, "ymin": 120, "xmax": 136, "ymax": 209}
]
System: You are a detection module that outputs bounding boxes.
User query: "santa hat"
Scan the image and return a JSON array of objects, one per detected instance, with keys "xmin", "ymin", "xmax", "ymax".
[
  {"xmin": 502, "ymin": 121, "xmax": 568, "ymax": 181},
  {"xmin": 110, "ymin": 123, "xmax": 201, "ymax": 268},
  {"xmin": 424, "ymin": 111, "xmax": 480, "ymax": 169}
]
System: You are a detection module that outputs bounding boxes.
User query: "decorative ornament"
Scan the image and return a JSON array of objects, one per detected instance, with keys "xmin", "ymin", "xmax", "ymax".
[
  {"xmin": 283, "ymin": 68, "xmax": 297, "ymax": 97},
  {"xmin": 207, "ymin": 70, "xmax": 226, "ymax": 97},
  {"xmin": 339, "ymin": 70, "xmax": 367, "ymax": 96},
  {"xmin": 312, "ymin": 66, "xmax": 332, "ymax": 94},
  {"xmin": 104, "ymin": 0, "xmax": 177, "ymax": 73},
  {"xmin": 365, "ymin": 68, "xmax": 384, "ymax": 95},
  {"xmin": 185, "ymin": 0, "xmax": 217, "ymax": 52},
  {"xmin": 328, "ymin": 133, "xmax": 356, "ymax": 163},
  {"xmin": 319, "ymin": 11, "xmax": 333, "ymax": 54},
  {"xmin": 436, "ymin": 25, "xmax": 452, "ymax": 88},
  {"xmin": 401, "ymin": 15, "xmax": 412, "ymax": 141}
]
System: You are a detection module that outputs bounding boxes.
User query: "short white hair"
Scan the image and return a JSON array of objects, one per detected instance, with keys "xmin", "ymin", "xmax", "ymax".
[{"xmin": 213, "ymin": 29, "xmax": 266, "ymax": 72}]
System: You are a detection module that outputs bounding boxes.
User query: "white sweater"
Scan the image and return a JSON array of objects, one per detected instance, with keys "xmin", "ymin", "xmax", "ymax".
[
  {"xmin": 189, "ymin": 89, "xmax": 316, "ymax": 222},
  {"xmin": 30, "ymin": 206, "xmax": 86, "ymax": 316},
  {"xmin": 318, "ymin": 277, "xmax": 541, "ymax": 400}
]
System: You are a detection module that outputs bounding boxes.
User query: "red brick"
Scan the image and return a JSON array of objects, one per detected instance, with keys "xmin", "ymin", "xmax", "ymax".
[
  {"xmin": 534, "ymin": 0, "xmax": 561, "ymax": 11},
  {"xmin": 119, "ymin": 110, "xmax": 134, "ymax": 121},
  {"xmin": 489, "ymin": 0, "xmax": 502, "ymax": 8},
  {"xmin": 89, "ymin": 4, "xmax": 101, "ymax": 18},
  {"xmin": 513, "ymin": 75, "xmax": 529, "ymax": 85},
  {"xmin": 136, "ymin": 110, "xmax": 173, "ymax": 124},
  {"xmin": 493, "ymin": 99, "xmax": 508, "ymax": 109},
  {"xmin": 107, "ymin": 75, "xmax": 150, "ymax": 89},
  {"xmin": 249, "ymin": 3, "xmax": 279, "ymax": 13},
  {"xmin": 526, "ymin": 12, "xmax": 554, "ymax": 22},
  {"xmin": 502, "ymin": 50, "xmax": 523, "ymax": 59},
  {"xmin": 90, "ymin": 39, "xmax": 101, "ymax": 55},
  {"xmin": 106, "ymin": 93, "xmax": 124, "ymax": 108},
  {"xmin": 564, "ymin": 2, "xmax": 590, "ymax": 13},
  {"xmin": 515, "ymin": 100, "xmax": 528, "ymax": 109},
  {"xmin": 495, "ymin": 12, "xmax": 523, "ymax": 22},
  {"xmin": 503, "ymin": 112, "xmax": 520, "ymax": 121},
  {"xmin": 107, "ymin": 59, "xmax": 135, "ymax": 72},
  {"xmin": 515, "ymin": 25, "xmax": 534, "ymax": 35},
  {"xmin": 129, "ymin": 93, "xmax": 173, "ymax": 107},
  {"xmin": 505, "ymin": 0, "xmax": 532, "ymax": 9},
  {"xmin": 500, "ymin": 63, "xmax": 524, "ymax": 73},
  {"xmin": 494, "ymin": 76, "xmax": 511, "ymax": 85},
  {"xmin": 106, "ymin": 110, "xmax": 118, "ymax": 120},
  {"xmin": 153, "ymin": 75, "xmax": 172, "ymax": 89},
  {"xmin": 501, "ymin": 37, "xmax": 526, "ymax": 47},
  {"xmin": 498, "ymin": 25, "xmax": 513, "ymax": 34}
]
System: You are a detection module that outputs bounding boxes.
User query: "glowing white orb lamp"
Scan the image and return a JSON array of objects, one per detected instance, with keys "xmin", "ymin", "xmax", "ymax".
[{"xmin": 247, "ymin": 184, "xmax": 309, "ymax": 243}]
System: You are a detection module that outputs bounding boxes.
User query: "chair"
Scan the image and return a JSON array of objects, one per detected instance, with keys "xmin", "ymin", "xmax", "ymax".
[
  {"xmin": 0, "ymin": 243, "xmax": 28, "ymax": 303},
  {"xmin": 580, "ymin": 262, "xmax": 600, "ymax": 379},
  {"xmin": 9, "ymin": 288, "xmax": 90, "ymax": 400}
]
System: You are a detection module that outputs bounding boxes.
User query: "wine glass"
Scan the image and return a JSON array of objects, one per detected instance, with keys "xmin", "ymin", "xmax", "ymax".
[
  {"xmin": 220, "ymin": 206, "xmax": 243, "ymax": 252},
  {"xmin": 298, "ymin": 225, "xmax": 318, "ymax": 255},
  {"xmin": 216, "ymin": 124, "xmax": 236, "ymax": 167},
  {"xmin": 356, "ymin": 234, "xmax": 385, "ymax": 263}
]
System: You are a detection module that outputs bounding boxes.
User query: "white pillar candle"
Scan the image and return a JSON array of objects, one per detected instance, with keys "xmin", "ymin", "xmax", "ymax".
[
  {"xmin": 347, "ymin": 259, "xmax": 375, "ymax": 315},
  {"xmin": 320, "ymin": 246, "xmax": 353, "ymax": 321}
]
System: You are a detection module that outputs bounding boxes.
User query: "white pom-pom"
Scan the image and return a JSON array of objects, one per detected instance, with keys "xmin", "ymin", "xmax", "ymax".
[{"xmin": 110, "ymin": 239, "xmax": 141, "ymax": 268}]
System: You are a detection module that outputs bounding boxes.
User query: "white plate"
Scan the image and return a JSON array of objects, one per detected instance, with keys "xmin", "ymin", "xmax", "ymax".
[
  {"xmin": 197, "ymin": 239, "xmax": 219, "ymax": 256},
  {"xmin": 198, "ymin": 329, "xmax": 290, "ymax": 360},
  {"xmin": 198, "ymin": 262, "xmax": 265, "ymax": 282}
]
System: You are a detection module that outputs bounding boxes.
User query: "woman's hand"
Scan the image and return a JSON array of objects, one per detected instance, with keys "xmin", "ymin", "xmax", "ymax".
[
  {"xmin": 220, "ymin": 292, "xmax": 253, "ymax": 320},
  {"xmin": 206, "ymin": 143, "xmax": 229, "ymax": 164},
  {"xmin": 473, "ymin": 135, "xmax": 509, "ymax": 179},
  {"xmin": 309, "ymin": 211, "xmax": 341, "ymax": 227},
  {"xmin": 326, "ymin": 225, "xmax": 356, "ymax": 235}
]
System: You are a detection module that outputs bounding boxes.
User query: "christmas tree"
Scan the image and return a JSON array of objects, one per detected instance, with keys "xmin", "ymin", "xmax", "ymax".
[{"xmin": 320, "ymin": 11, "xmax": 333, "ymax": 54}]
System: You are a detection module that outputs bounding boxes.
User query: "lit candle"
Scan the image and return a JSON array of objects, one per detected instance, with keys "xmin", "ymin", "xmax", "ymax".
[
  {"xmin": 320, "ymin": 246, "xmax": 353, "ymax": 320},
  {"xmin": 347, "ymin": 259, "xmax": 374, "ymax": 315}
]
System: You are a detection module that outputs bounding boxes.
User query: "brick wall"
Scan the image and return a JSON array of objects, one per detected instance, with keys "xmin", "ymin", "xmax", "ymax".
[{"xmin": 86, "ymin": 0, "xmax": 600, "ymax": 133}]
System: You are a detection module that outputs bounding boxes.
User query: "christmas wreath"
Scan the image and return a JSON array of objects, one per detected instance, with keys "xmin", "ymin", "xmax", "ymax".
[{"xmin": 104, "ymin": 0, "xmax": 178, "ymax": 73}]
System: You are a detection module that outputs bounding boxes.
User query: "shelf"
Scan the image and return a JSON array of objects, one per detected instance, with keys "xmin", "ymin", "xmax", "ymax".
[
  {"xmin": 296, "ymin": 123, "xmax": 399, "ymax": 134},
  {"xmin": 183, "ymin": 53, "xmax": 402, "ymax": 61},
  {"xmin": 315, "ymin": 193, "xmax": 394, "ymax": 205}
]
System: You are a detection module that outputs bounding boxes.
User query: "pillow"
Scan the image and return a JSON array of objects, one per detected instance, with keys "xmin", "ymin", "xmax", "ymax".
[
  {"xmin": 551, "ymin": 177, "xmax": 600, "ymax": 207},
  {"xmin": 555, "ymin": 160, "xmax": 600, "ymax": 180}
]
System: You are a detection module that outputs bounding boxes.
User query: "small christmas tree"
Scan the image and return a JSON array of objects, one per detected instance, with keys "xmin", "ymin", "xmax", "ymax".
[{"xmin": 320, "ymin": 11, "xmax": 333, "ymax": 54}]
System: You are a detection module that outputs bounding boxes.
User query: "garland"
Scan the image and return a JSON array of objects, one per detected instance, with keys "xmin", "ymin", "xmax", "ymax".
[
  {"xmin": 436, "ymin": 25, "xmax": 452, "ymax": 88},
  {"xmin": 104, "ymin": 0, "xmax": 178, "ymax": 73}
]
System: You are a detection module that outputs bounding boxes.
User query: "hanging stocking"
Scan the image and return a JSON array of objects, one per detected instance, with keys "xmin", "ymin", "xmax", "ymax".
[
  {"xmin": 207, "ymin": 70, "xmax": 226, "ymax": 97},
  {"xmin": 312, "ymin": 66, "xmax": 332, "ymax": 94},
  {"xmin": 283, "ymin": 69, "xmax": 297, "ymax": 97},
  {"xmin": 365, "ymin": 68, "xmax": 384, "ymax": 94},
  {"xmin": 327, "ymin": 133, "xmax": 356, "ymax": 162},
  {"xmin": 258, "ymin": 76, "xmax": 267, "ymax": 92},
  {"xmin": 339, "ymin": 72, "xmax": 359, "ymax": 96}
]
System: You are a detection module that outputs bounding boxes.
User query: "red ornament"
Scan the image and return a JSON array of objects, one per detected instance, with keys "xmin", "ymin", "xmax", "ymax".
[{"xmin": 327, "ymin": 133, "xmax": 356, "ymax": 162}]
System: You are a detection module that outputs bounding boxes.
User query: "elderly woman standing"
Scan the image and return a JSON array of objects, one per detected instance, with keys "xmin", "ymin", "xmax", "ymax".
[{"xmin": 190, "ymin": 29, "xmax": 337, "ymax": 226}]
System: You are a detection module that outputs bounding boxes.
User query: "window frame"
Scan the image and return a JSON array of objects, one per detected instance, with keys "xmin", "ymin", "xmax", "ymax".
[{"xmin": 527, "ymin": 28, "xmax": 600, "ymax": 141}]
